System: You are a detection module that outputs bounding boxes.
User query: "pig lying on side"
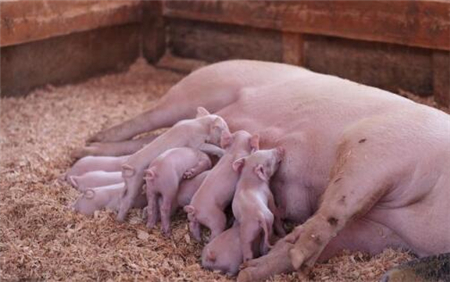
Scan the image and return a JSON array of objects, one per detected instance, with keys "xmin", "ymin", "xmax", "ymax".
[
  {"xmin": 232, "ymin": 148, "xmax": 285, "ymax": 261},
  {"xmin": 72, "ymin": 182, "xmax": 146, "ymax": 216},
  {"xmin": 69, "ymin": 171, "xmax": 123, "ymax": 191},
  {"xmin": 145, "ymin": 147, "xmax": 212, "ymax": 235},
  {"xmin": 66, "ymin": 155, "xmax": 129, "ymax": 182},
  {"xmin": 184, "ymin": 130, "xmax": 259, "ymax": 241},
  {"xmin": 202, "ymin": 222, "xmax": 265, "ymax": 276}
]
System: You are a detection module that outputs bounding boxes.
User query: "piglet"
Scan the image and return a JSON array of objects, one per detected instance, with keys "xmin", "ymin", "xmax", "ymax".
[
  {"xmin": 142, "ymin": 171, "xmax": 209, "ymax": 221},
  {"xmin": 145, "ymin": 147, "xmax": 212, "ymax": 236},
  {"xmin": 72, "ymin": 182, "xmax": 146, "ymax": 216},
  {"xmin": 201, "ymin": 222, "xmax": 257, "ymax": 276},
  {"xmin": 66, "ymin": 155, "xmax": 129, "ymax": 182},
  {"xmin": 69, "ymin": 171, "xmax": 123, "ymax": 191},
  {"xmin": 232, "ymin": 147, "xmax": 285, "ymax": 261},
  {"xmin": 184, "ymin": 130, "xmax": 259, "ymax": 241}
]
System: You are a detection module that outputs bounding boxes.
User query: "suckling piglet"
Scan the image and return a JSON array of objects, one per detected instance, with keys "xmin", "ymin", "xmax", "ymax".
[
  {"xmin": 201, "ymin": 222, "xmax": 266, "ymax": 276},
  {"xmin": 232, "ymin": 147, "xmax": 285, "ymax": 261},
  {"xmin": 69, "ymin": 171, "xmax": 123, "ymax": 191},
  {"xmin": 145, "ymin": 147, "xmax": 212, "ymax": 236},
  {"xmin": 66, "ymin": 155, "xmax": 129, "ymax": 182},
  {"xmin": 142, "ymin": 171, "xmax": 209, "ymax": 223},
  {"xmin": 184, "ymin": 130, "xmax": 259, "ymax": 241},
  {"xmin": 72, "ymin": 182, "xmax": 146, "ymax": 216}
]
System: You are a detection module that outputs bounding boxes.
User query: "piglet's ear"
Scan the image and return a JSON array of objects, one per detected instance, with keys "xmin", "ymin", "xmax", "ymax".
[
  {"xmin": 207, "ymin": 249, "xmax": 216, "ymax": 262},
  {"xmin": 84, "ymin": 189, "xmax": 95, "ymax": 199},
  {"xmin": 254, "ymin": 164, "xmax": 268, "ymax": 182},
  {"xmin": 249, "ymin": 134, "xmax": 260, "ymax": 152},
  {"xmin": 196, "ymin": 107, "xmax": 210, "ymax": 118},
  {"xmin": 220, "ymin": 130, "xmax": 233, "ymax": 149},
  {"xmin": 184, "ymin": 205, "xmax": 196, "ymax": 215},
  {"xmin": 232, "ymin": 158, "xmax": 245, "ymax": 172},
  {"xmin": 144, "ymin": 168, "xmax": 156, "ymax": 180},
  {"xmin": 276, "ymin": 146, "xmax": 285, "ymax": 161},
  {"xmin": 212, "ymin": 117, "xmax": 224, "ymax": 129}
]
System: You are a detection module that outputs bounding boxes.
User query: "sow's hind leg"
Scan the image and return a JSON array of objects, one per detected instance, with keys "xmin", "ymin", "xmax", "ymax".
[
  {"xmin": 73, "ymin": 133, "xmax": 159, "ymax": 159},
  {"xmin": 87, "ymin": 67, "xmax": 242, "ymax": 144}
]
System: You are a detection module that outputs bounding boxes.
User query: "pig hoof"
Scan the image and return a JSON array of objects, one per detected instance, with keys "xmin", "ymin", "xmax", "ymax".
[
  {"xmin": 116, "ymin": 211, "xmax": 127, "ymax": 222},
  {"xmin": 183, "ymin": 170, "xmax": 194, "ymax": 179},
  {"xmin": 86, "ymin": 132, "xmax": 106, "ymax": 144},
  {"xmin": 71, "ymin": 147, "xmax": 87, "ymax": 160}
]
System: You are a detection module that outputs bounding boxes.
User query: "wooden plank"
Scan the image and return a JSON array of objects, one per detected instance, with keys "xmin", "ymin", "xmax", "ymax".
[
  {"xmin": 1, "ymin": 0, "xmax": 141, "ymax": 47},
  {"xmin": 433, "ymin": 51, "xmax": 450, "ymax": 106},
  {"xmin": 282, "ymin": 32, "xmax": 303, "ymax": 66},
  {"xmin": 1, "ymin": 24, "xmax": 140, "ymax": 97},
  {"xmin": 168, "ymin": 19, "xmax": 282, "ymax": 63},
  {"xmin": 303, "ymin": 35, "xmax": 433, "ymax": 96},
  {"xmin": 164, "ymin": 0, "xmax": 450, "ymax": 51}
]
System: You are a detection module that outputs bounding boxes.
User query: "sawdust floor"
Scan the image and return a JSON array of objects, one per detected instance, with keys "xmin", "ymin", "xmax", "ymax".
[{"xmin": 5, "ymin": 57, "xmax": 446, "ymax": 281}]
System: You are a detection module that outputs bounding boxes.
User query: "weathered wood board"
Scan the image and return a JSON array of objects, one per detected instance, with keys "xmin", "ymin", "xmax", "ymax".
[{"xmin": 164, "ymin": 1, "xmax": 450, "ymax": 51}]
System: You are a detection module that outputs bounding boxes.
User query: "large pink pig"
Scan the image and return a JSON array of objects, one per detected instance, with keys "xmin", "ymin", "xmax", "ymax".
[
  {"xmin": 232, "ymin": 148, "xmax": 285, "ymax": 261},
  {"xmin": 184, "ymin": 130, "xmax": 259, "ymax": 241},
  {"xmin": 69, "ymin": 171, "xmax": 123, "ymax": 191},
  {"xmin": 145, "ymin": 147, "xmax": 212, "ymax": 236},
  {"xmin": 72, "ymin": 182, "xmax": 146, "ymax": 216},
  {"xmin": 77, "ymin": 60, "xmax": 450, "ymax": 281}
]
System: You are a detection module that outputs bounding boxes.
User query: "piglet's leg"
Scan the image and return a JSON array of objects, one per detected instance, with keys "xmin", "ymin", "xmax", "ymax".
[
  {"xmin": 146, "ymin": 192, "xmax": 159, "ymax": 229},
  {"xmin": 267, "ymin": 193, "xmax": 286, "ymax": 237},
  {"xmin": 189, "ymin": 220, "xmax": 202, "ymax": 241},
  {"xmin": 240, "ymin": 220, "xmax": 261, "ymax": 262},
  {"xmin": 205, "ymin": 208, "xmax": 227, "ymax": 241},
  {"xmin": 183, "ymin": 159, "xmax": 211, "ymax": 179},
  {"xmin": 198, "ymin": 143, "xmax": 225, "ymax": 158},
  {"xmin": 160, "ymin": 190, "xmax": 177, "ymax": 236},
  {"xmin": 74, "ymin": 134, "xmax": 158, "ymax": 159}
]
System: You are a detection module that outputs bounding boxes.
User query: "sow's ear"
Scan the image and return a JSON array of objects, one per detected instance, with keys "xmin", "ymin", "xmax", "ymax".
[
  {"xmin": 232, "ymin": 158, "xmax": 246, "ymax": 172},
  {"xmin": 196, "ymin": 107, "xmax": 210, "ymax": 118},
  {"xmin": 220, "ymin": 130, "xmax": 233, "ymax": 149},
  {"xmin": 249, "ymin": 134, "xmax": 260, "ymax": 152},
  {"xmin": 254, "ymin": 164, "xmax": 268, "ymax": 182}
]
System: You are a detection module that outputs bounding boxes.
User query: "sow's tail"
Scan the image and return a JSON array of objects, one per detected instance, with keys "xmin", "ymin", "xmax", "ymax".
[{"xmin": 381, "ymin": 253, "xmax": 449, "ymax": 282}]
